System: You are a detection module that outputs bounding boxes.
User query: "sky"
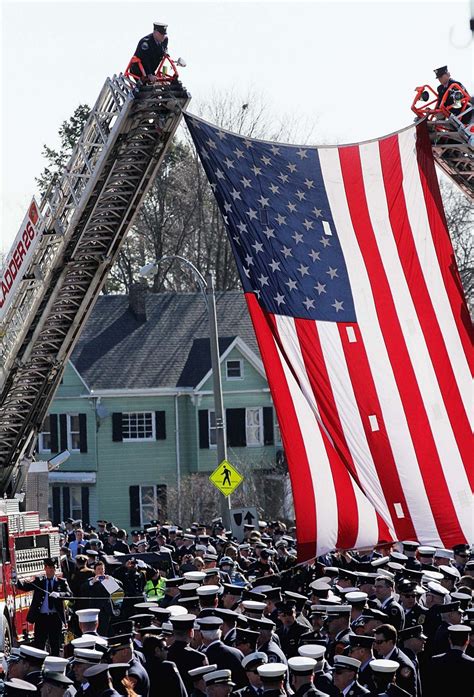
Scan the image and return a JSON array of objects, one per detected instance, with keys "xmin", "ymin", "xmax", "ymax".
[{"xmin": 1, "ymin": 0, "xmax": 472, "ymax": 254}]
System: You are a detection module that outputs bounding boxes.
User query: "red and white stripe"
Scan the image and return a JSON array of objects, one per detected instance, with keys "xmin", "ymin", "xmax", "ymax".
[{"xmin": 246, "ymin": 123, "xmax": 472, "ymax": 559}]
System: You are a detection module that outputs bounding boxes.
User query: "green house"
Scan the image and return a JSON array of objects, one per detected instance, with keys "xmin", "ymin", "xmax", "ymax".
[{"xmin": 38, "ymin": 288, "xmax": 286, "ymax": 529}]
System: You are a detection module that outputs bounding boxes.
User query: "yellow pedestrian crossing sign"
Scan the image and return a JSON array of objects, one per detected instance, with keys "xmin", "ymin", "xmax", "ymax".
[{"xmin": 209, "ymin": 459, "xmax": 244, "ymax": 497}]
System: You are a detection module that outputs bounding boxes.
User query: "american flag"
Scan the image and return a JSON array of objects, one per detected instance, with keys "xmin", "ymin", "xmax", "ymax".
[{"xmin": 184, "ymin": 114, "xmax": 473, "ymax": 559}]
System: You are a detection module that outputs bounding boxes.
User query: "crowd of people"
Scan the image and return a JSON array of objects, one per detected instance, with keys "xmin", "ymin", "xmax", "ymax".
[{"xmin": 1, "ymin": 516, "xmax": 473, "ymax": 696}]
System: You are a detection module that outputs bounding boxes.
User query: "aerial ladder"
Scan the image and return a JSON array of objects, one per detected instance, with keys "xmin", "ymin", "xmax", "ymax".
[
  {"xmin": 412, "ymin": 82, "xmax": 474, "ymax": 199},
  {"xmin": 0, "ymin": 56, "xmax": 190, "ymax": 498}
]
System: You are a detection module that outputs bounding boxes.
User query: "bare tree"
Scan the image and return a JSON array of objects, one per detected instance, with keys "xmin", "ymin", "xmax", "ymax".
[{"xmin": 440, "ymin": 179, "xmax": 473, "ymax": 310}]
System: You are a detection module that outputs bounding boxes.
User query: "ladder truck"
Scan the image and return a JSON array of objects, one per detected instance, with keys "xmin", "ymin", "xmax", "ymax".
[{"xmin": 0, "ymin": 57, "xmax": 190, "ymax": 648}]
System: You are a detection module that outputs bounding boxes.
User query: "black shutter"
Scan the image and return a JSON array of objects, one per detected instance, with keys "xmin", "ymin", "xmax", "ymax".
[
  {"xmin": 50, "ymin": 415, "xmax": 59, "ymax": 453},
  {"xmin": 226, "ymin": 408, "xmax": 246, "ymax": 447},
  {"xmin": 112, "ymin": 413, "xmax": 123, "ymax": 442},
  {"xmin": 63, "ymin": 487, "xmax": 71, "ymax": 520},
  {"xmin": 79, "ymin": 414, "xmax": 88, "ymax": 453},
  {"xmin": 52, "ymin": 487, "xmax": 61, "ymax": 524},
  {"xmin": 263, "ymin": 407, "xmax": 274, "ymax": 445},
  {"xmin": 155, "ymin": 411, "xmax": 166, "ymax": 440},
  {"xmin": 81, "ymin": 487, "xmax": 90, "ymax": 524},
  {"xmin": 198, "ymin": 410, "xmax": 209, "ymax": 449},
  {"xmin": 157, "ymin": 485, "xmax": 167, "ymax": 518},
  {"xmin": 59, "ymin": 414, "xmax": 68, "ymax": 451},
  {"xmin": 129, "ymin": 486, "xmax": 141, "ymax": 527}
]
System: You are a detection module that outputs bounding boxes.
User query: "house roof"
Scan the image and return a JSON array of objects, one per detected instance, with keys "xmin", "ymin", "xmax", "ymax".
[{"xmin": 71, "ymin": 291, "xmax": 260, "ymax": 390}]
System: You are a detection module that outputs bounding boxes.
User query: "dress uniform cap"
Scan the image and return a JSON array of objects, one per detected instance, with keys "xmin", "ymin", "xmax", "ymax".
[
  {"xmin": 316, "ymin": 596, "xmax": 342, "ymax": 606},
  {"xmin": 333, "ymin": 655, "xmax": 361, "ymax": 670},
  {"xmin": 398, "ymin": 625, "xmax": 427, "ymax": 641},
  {"xmin": 323, "ymin": 567, "xmax": 340, "ymax": 577},
  {"xmin": 242, "ymin": 600, "xmax": 267, "ymax": 612},
  {"xmin": 241, "ymin": 652, "xmax": 268, "ymax": 670},
  {"xmin": 288, "ymin": 656, "xmax": 317, "ymax": 674},
  {"xmin": 83, "ymin": 663, "xmax": 113, "ymax": 679},
  {"xmin": 148, "ymin": 606, "xmax": 171, "ymax": 619},
  {"xmin": 183, "ymin": 571, "xmax": 206, "ymax": 583},
  {"xmin": 188, "ymin": 664, "xmax": 218, "ymax": 679},
  {"xmin": 76, "ymin": 608, "xmax": 101, "ymax": 623},
  {"xmin": 3, "ymin": 678, "xmax": 37, "ymax": 693},
  {"xmin": 169, "ymin": 613, "xmax": 197, "ymax": 630},
  {"xmin": 153, "ymin": 22, "xmax": 168, "ymax": 33},
  {"xmin": 418, "ymin": 546, "xmax": 436, "ymax": 556},
  {"xmin": 309, "ymin": 579, "xmax": 332, "ymax": 593},
  {"xmin": 177, "ymin": 582, "xmax": 200, "ymax": 596},
  {"xmin": 451, "ymin": 591, "xmax": 472, "ymax": 603},
  {"xmin": 426, "ymin": 581, "xmax": 449, "ymax": 596},
  {"xmin": 196, "ymin": 584, "xmax": 220, "ymax": 597},
  {"xmin": 108, "ymin": 633, "xmax": 133, "ymax": 650},
  {"xmin": 165, "ymin": 577, "xmax": 184, "ymax": 587},
  {"xmin": 72, "ymin": 634, "xmax": 108, "ymax": 648},
  {"xmin": 422, "ymin": 570, "xmax": 444, "ymax": 583},
  {"xmin": 345, "ymin": 591, "xmax": 368, "ymax": 604},
  {"xmin": 196, "ymin": 616, "xmax": 223, "ymax": 629},
  {"xmin": 19, "ymin": 645, "xmax": 48, "ymax": 662},
  {"xmin": 433, "ymin": 548, "xmax": 454, "ymax": 559},
  {"xmin": 401, "ymin": 541, "xmax": 419, "ymax": 550},
  {"xmin": 439, "ymin": 564, "xmax": 461, "ymax": 579},
  {"xmin": 252, "ymin": 584, "xmax": 274, "ymax": 595},
  {"xmin": 298, "ymin": 644, "xmax": 326, "ymax": 660},
  {"xmin": 72, "ymin": 648, "xmax": 103, "ymax": 664},
  {"xmin": 337, "ymin": 569, "xmax": 357, "ymax": 580},
  {"xmin": 168, "ymin": 605, "xmax": 188, "ymax": 616},
  {"xmin": 434, "ymin": 65, "xmax": 448, "ymax": 78},
  {"xmin": 221, "ymin": 583, "xmax": 243, "ymax": 596},
  {"xmin": 178, "ymin": 596, "xmax": 200, "ymax": 608},
  {"xmin": 390, "ymin": 552, "xmax": 408, "ymax": 562},
  {"xmin": 369, "ymin": 659, "xmax": 399, "ymax": 673},
  {"xmin": 447, "ymin": 624, "xmax": 471, "ymax": 635},
  {"xmin": 371, "ymin": 556, "xmax": 390, "ymax": 568},
  {"xmin": 214, "ymin": 608, "xmax": 240, "ymax": 622},
  {"xmin": 160, "ymin": 622, "xmax": 174, "ymax": 636},
  {"xmin": 43, "ymin": 656, "xmax": 68, "ymax": 673},
  {"xmin": 348, "ymin": 634, "xmax": 375, "ymax": 648},
  {"xmin": 257, "ymin": 663, "xmax": 288, "ymax": 679},
  {"xmin": 325, "ymin": 604, "xmax": 352, "ymax": 615},
  {"xmin": 42, "ymin": 672, "xmax": 74, "ymax": 686},
  {"xmin": 203, "ymin": 669, "xmax": 235, "ymax": 686},
  {"xmin": 236, "ymin": 628, "xmax": 260, "ymax": 644},
  {"xmin": 129, "ymin": 613, "xmax": 155, "ymax": 627},
  {"xmin": 246, "ymin": 616, "xmax": 276, "ymax": 630},
  {"xmin": 440, "ymin": 601, "xmax": 461, "ymax": 613}
]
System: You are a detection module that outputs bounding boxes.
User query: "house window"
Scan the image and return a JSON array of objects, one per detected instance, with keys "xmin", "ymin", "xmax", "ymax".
[
  {"xmin": 208, "ymin": 410, "xmax": 217, "ymax": 448},
  {"xmin": 49, "ymin": 484, "xmax": 89, "ymax": 524},
  {"xmin": 122, "ymin": 412, "xmax": 155, "ymax": 441},
  {"xmin": 226, "ymin": 359, "xmax": 243, "ymax": 380},
  {"xmin": 246, "ymin": 407, "xmax": 263, "ymax": 446},
  {"xmin": 39, "ymin": 415, "xmax": 52, "ymax": 452},
  {"xmin": 139, "ymin": 485, "xmax": 166, "ymax": 525},
  {"xmin": 274, "ymin": 418, "xmax": 282, "ymax": 446},
  {"xmin": 67, "ymin": 414, "xmax": 81, "ymax": 452}
]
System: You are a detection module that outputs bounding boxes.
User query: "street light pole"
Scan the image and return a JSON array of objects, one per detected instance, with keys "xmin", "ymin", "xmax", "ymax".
[{"xmin": 139, "ymin": 258, "xmax": 231, "ymax": 529}]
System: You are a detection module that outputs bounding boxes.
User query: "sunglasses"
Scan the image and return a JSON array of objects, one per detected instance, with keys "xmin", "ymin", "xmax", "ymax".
[{"xmin": 374, "ymin": 639, "xmax": 387, "ymax": 645}]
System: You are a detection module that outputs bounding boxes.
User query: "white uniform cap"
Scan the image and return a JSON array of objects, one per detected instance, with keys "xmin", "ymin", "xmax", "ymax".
[
  {"xmin": 298, "ymin": 644, "xmax": 326, "ymax": 660},
  {"xmin": 334, "ymin": 655, "xmax": 361, "ymax": 670},
  {"xmin": 203, "ymin": 669, "xmax": 234, "ymax": 686},
  {"xmin": 345, "ymin": 591, "xmax": 368, "ymax": 604},
  {"xmin": 83, "ymin": 664, "xmax": 113, "ymax": 679},
  {"xmin": 168, "ymin": 605, "xmax": 188, "ymax": 616},
  {"xmin": 196, "ymin": 584, "xmax": 220, "ymax": 596},
  {"xmin": 447, "ymin": 624, "xmax": 471, "ymax": 634},
  {"xmin": 19, "ymin": 645, "xmax": 49, "ymax": 661},
  {"xmin": 434, "ymin": 549, "xmax": 454, "ymax": 560},
  {"xmin": 257, "ymin": 663, "xmax": 288, "ymax": 679},
  {"xmin": 161, "ymin": 621, "xmax": 174, "ymax": 635},
  {"xmin": 188, "ymin": 664, "xmax": 218, "ymax": 679},
  {"xmin": 390, "ymin": 552, "xmax": 408, "ymax": 562},
  {"xmin": 371, "ymin": 556, "xmax": 390, "ymax": 567},
  {"xmin": 76, "ymin": 608, "xmax": 100, "ymax": 622},
  {"xmin": 242, "ymin": 652, "xmax": 268, "ymax": 670},
  {"xmin": 82, "ymin": 634, "xmax": 108, "ymax": 647},
  {"xmin": 252, "ymin": 585, "xmax": 274, "ymax": 595},
  {"xmin": 241, "ymin": 600, "xmax": 267, "ymax": 612},
  {"xmin": 369, "ymin": 659, "xmax": 399, "ymax": 673},
  {"xmin": 325, "ymin": 604, "xmax": 352, "ymax": 614},
  {"xmin": 73, "ymin": 649, "xmax": 103, "ymax": 664},
  {"xmin": 418, "ymin": 546, "xmax": 436, "ymax": 555},
  {"xmin": 309, "ymin": 580, "xmax": 332, "ymax": 592},
  {"xmin": 427, "ymin": 581, "xmax": 449, "ymax": 596},
  {"xmin": 422, "ymin": 570, "xmax": 444, "ymax": 582},
  {"xmin": 288, "ymin": 656, "xmax": 317, "ymax": 673},
  {"xmin": 196, "ymin": 616, "xmax": 223, "ymax": 629},
  {"xmin": 43, "ymin": 656, "xmax": 68, "ymax": 673},
  {"xmin": 439, "ymin": 564, "xmax": 461, "ymax": 579},
  {"xmin": 3, "ymin": 679, "xmax": 37, "ymax": 692},
  {"xmin": 183, "ymin": 571, "xmax": 206, "ymax": 583}
]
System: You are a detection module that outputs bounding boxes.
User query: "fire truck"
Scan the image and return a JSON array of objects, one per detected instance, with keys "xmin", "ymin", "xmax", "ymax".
[{"xmin": 0, "ymin": 52, "xmax": 190, "ymax": 649}]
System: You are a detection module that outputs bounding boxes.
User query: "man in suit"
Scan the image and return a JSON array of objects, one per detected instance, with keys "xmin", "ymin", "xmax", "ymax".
[
  {"xmin": 167, "ymin": 614, "xmax": 208, "ymax": 694},
  {"xmin": 374, "ymin": 625, "xmax": 417, "ymax": 696},
  {"xmin": 275, "ymin": 600, "xmax": 307, "ymax": 659},
  {"xmin": 331, "ymin": 655, "xmax": 369, "ymax": 696},
  {"xmin": 425, "ymin": 624, "xmax": 474, "ymax": 697},
  {"xmin": 288, "ymin": 656, "xmax": 331, "ymax": 696},
  {"xmin": 196, "ymin": 615, "xmax": 247, "ymax": 689},
  {"xmin": 15, "ymin": 558, "xmax": 71, "ymax": 655},
  {"xmin": 234, "ymin": 651, "xmax": 268, "ymax": 696},
  {"xmin": 374, "ymin": 577, "xmax": 404, "ymax": 632}
]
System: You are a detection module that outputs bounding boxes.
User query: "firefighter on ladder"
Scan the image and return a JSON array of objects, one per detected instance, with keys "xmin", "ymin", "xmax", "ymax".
[
  {"xmin": 434, "ymin": 65, "xmax": 472, "ymax": 122},
  {"xmin": 130, "ymin": 21, "xmax": 168, "ymax": 82}
]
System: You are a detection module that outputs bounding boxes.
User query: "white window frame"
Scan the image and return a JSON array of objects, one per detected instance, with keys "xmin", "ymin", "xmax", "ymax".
[
  {"xmin": 274, "ymin": 417, "xmax": 282, "ymax": 446},
  {"xmin": 226, "ymin": 358, "xmax": 243, "ymax": 381},
  {"xmin": 39, "ymin": 415, "xmax": 52, "ymax": 453},
  {"xmin": 122, "ymin": 412, "xmax": 156, "ymax": 442},
  {"xmin": 67, "ymin": 414, "xmax": 81, "ymax": 453},
  {"xmin": 208, "ymin": 410, "xmax": 217, "ymax": 449},
  {"xmin": 139, "ymin": 484, "xmax": 161, "ymax": 526},
  {"xmin": 245, "ymin": 407, "xmax": 263, "ymax": 447}
]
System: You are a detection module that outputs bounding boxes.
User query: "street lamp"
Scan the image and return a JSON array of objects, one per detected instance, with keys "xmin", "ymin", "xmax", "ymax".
[{"xmin": 139, "ymin": 256, "xmax": 231, "ymax": 528}]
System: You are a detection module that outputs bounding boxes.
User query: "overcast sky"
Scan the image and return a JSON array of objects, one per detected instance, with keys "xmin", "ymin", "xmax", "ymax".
[{"xmin": 1, "ymin": 0, "xmax": 472, "ymax": 253}]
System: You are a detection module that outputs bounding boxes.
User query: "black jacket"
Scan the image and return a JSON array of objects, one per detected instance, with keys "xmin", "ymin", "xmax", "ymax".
[
  {"xmin": 16, "ymin": 575, "xmax": 71, "ymax": 624},
  {"xmin": 203, "ymin": 640, "xmax": 247, "ymax": 688},
  {"xmin": 132, "ymin": 33, "xmax": 168, "ymax": 78},
  {"xmin": 167, "ymin": 640, "xmax": 207, "ymax": 694},
  {"xmin": 425, "ymin": 649, "xmax": 474, "ymax": 697}
]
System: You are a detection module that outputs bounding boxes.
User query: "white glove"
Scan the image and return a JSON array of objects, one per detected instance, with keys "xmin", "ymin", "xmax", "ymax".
[{"xmin": 50, "ymin": 591, "xmax": 60, "ymax": 598}]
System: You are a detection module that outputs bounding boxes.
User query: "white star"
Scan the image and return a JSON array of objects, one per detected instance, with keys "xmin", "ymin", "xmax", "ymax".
[
  {"xmin": 285, "ymin": 278, "xmax": 298, "ymax": 291},
  {"xmin": 303, "ymin": 219, "xmax": 314, "ymax": 231},
  {"xmin": 246, "ymin": 208, "xmax": 258, "ymax": 221},
  {"xmin": 258, "ymin": 274, "xmax": 269, "ymax": 286},
  {"xmin": 332, "ymin": 299, "xmax": 344, "ymax": 312},
  {"xmin": 251, "ymin": 165, "xmax": 262, "ymax": 176},
  {"xmin": 206, "ymin": 138, "xmax": 217, "ymax": 150},
  {"xmin": 234, "ymin": 148, "xmax": 245, "ymax": 159},
  {"xmin": 201, "ymin": 148, "xmax": 209, "ymax": 160},
  {"xmin": 314, "ymin": 281, "xmax": 326, "ymax": 295},
  {"xmin": 287, "ymin": 201, "xmax": 297, "ymax": 213},
  {"xmin": 320, "ymin": 237, "xmax": 331, "ymax": 248},
  {"xmin": 269, "ymin": 183, "xmax": 280, "ymax": 194},
  {"xmin": 215, "ymin": 169, "xmax": 225, "ymax": 180},
  {"xmin": 216, "ymin": 130, "xmax": 227, "ymax": 140},
  {"xmin": 304, "ymin": 178, "xmax": 315, "ymax": 189},
  {"xmin": 237, "ymin": 221, "xmax": 248, "ymax": 233},
  {"xmin": 261, "ymin": 155, "xmax": 272, "ymax": 166},
  {"xmin": 223, "ymin": 215, "xmax": 229, "ymax": 225},
  {"xmin": 243, "ymin": 139, "xmax": 253, "ymax": 149},
  {"xmin": 295, "ymin": 190, "xmax": 306, "ymax": 201},
  {"xmin": 243, "ymin": 266, "xmax": 250, "ymax": 278},
  {"xmin": 275, "ymin": 213, "xmax": 287, "ymax": 226},
  {"xmin": 230, "ymin": 189, "xmax": 241, "ymax": 201},
  {"xmin": 313, "ymin": 207, "xmax": 323, "ymax": 218},
  {"xmin": 287, "ymin": 162, "xmax": 297, "ymax": 173},
  {"xmin": 296, "ymin": 148, "xmax": 308, "ymax": 159},
  {"xmin": 274, "ymin": 293, "xmax": 286, "ymax": 306},
  {"xmin": 224, "ymin": 158, "xmax": 234, "ymax": 169},
  {"xmin": 232, "ymin": 235, "xmax": 241, "ymax": 245},
  {"xmin": 254, "ymin": 289, "xmax": 261, "ymax": 299},
  {"xmin": 263, "ymin": 227, "xmax": 275, "ymax": 239},
  {"xmin": 224, "ymin": 202, "xmax": 232, "ymax": 213},
  {"xmin": 297, "ymin": 263, "xmax": 309, "ymax": 277},
  {"xmin": 278, "ymin": 172, "xmax": 289, "ymax": 184},
  {"xmin": 269, "ymin": 259, "xmax": 281, "ymax": 272},
  {"xmin": 252, "ymin": 241, "xmax": 264, "ymax": 253},
  {"xmin": 241, "ymin": 177, "xmax": 252, "ymax": 188},
  {"xmin": 258, "ymin": 196, "xmax": 270, "ymax": 208},
  {"xmin": 281, "ymin": 246, "xmax": 293, "ymax": 258},
  {"xmin": 292, "ymin": 231, "xmax": 304, "ymax": 244},
  {"xmin": 270, "ymin": 145, "xmax": 281, "ymax": 155},
  {"xmin": 210, "ymin": 182, "xmax": 217, "ymax": 192},
  {"xmin": 303, "ymin": 297, "xmax": 315, "ymax": 310},
  {"xmin": 245, "ymin": 254, "xmax": 254, "ymax": 266},
  {"xmin": 327, "ymin": 266, "xmax": 338, "ymax": 279},
  {"xmin": 309, "ymin": 249, "xmax": 321, "ymax": 262}
]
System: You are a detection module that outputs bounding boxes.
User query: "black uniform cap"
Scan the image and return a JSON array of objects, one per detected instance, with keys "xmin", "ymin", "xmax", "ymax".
[
  {"xmin": 170, "ymin": 614, "xmax": 197, "ymax": 631},
  {"xmin": 434, "ymin": 66, "xmax": 448, "ymax": 78},
  {"xmin": 235, "ymin": 628, "xmax": 260, "ymax": 644},
  {"xmin": 349, "ymin": 634, "xmax": 375, "ymax": 649},
  {"xmin": 398, "ymin": 625, "xmax": 427, "ymax": 641}
]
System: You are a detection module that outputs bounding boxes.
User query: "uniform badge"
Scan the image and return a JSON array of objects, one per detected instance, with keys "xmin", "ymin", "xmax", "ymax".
[
  {"xmin": 418, "ymin": 614, "xmax": 425, "ymax": 624},
  {"xmin": 400, "ymin": 667, "xmax": 412, "ymax": 678},
  {"xmin": 141, "ymin": 42, "xmax": 149, "ymax": 50}
]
